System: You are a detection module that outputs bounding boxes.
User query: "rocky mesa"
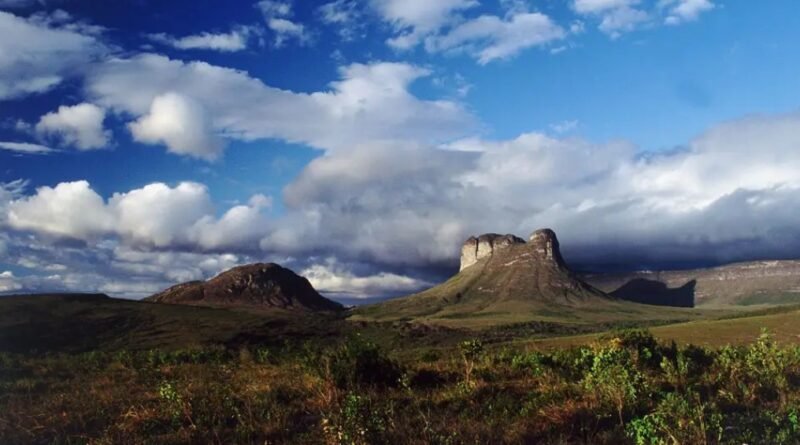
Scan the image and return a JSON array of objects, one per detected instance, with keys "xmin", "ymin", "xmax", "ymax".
[{"xmin": 355, "ymin": 228, "xmax": 624, "ymax": 324}]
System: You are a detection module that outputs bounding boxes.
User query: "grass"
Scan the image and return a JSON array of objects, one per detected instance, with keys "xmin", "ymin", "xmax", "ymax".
[
  {"xmin": 0, "ymin": 294, "xmax": 346, "ymax": 354},
  {"xmin": 4, "ymin": 329, "xmax": 800, "ymax": 444},
  {"xmin": 4, "ymin": 293, "xmax": 800, "ymax": 443}
]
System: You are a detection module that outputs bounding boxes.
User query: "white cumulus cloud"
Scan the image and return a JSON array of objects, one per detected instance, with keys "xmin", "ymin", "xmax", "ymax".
[
  {"xmin": 8, "ymin": 181, "xmax": 114, "ymax": 240},
  {"xmin": 128, "ymin": 92, "xmax": 224, "ymax": 161},
  {"xmin": 35, "ymin": 103, "xmax": 110, "ymax": 150}
]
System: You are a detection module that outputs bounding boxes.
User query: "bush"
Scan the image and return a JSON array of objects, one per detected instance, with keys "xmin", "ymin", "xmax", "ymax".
[
  {"xmin": 322, "ymin": 392, "xmax": 389, "ymax": 445},
  {"xmin": 459, "ymin": 339, "xmax": 484, "ymax": 387},
  {"xmin": 603, "ymin": 329, "xmax": 662, "ymax": 369},
  {"xmin": 323, "ymin": 335, "xmax": 402, "ymax": 390},
  {"xmin": 583, "ymin": 344, "xmax": 645, "ymax": 426},
  {"xmin": 510, "ymin": 351, "xmax": 545, "ymax": 377},
  {"xmin": 627, "ymin": 392, "xmax": 722, "ymax": 445}
]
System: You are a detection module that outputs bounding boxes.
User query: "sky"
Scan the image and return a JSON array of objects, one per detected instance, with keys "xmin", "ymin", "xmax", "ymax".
[{"xmin": 1, "ymin": 0, "xmax": 800, "ymax": 302}]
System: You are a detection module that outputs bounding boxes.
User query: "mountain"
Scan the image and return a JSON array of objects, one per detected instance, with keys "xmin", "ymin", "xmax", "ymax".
[
  {"xmin": 584, "ymin": 260, "xmax": 800, "ymax": 307},
  {"xmin": 353, "ymin": 229, "xmax": 702, "ymax": 327},
  {"xmin": 147, "ymin": 263, "xmax": 343, "ymax": 312}
]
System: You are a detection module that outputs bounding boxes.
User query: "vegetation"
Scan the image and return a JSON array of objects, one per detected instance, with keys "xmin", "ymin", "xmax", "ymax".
[{"xmin": 4, "ymin": 329, "xmax": 800, "ymax": 444}]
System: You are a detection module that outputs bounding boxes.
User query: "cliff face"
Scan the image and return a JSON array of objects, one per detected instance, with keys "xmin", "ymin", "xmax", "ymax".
[
  {"xmin": 460, "ymin": 234, "xmax": 525, "ymax": 271},
  {"xmin": 147, "ymin": 263, "xmax": 343, "ymax": 312}
]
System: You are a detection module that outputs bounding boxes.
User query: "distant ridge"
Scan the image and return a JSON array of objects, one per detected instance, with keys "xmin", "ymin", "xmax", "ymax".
[
  {"xmin": 147, "ymin": 263, "xmax": 343, "ymax": 312},
  {"xmin": 585, "ymin": 260, "xmax": 800, "ymax": 307}
]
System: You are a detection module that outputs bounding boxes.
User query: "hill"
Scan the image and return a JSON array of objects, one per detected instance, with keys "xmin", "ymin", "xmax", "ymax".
[
  {"xmin": 147, "ymin": 263, "xmax": 343, "ymax": 312},
  {"xmin": 353, "ymin": 229, "xmax": 711, "ymax": 327},
  {"xmin": 584, "ymin": 260, "xmax": 800, "ymax": 307}
]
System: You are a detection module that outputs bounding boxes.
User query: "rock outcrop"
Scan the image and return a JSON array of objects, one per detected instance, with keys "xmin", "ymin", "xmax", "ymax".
[
  {"xmin": 460, "ymin": 233, "xmax": 525, "ymax": 271},
  {"xmin": 147, "ymin": 263, "xmax": 343, "ymax": 312}
]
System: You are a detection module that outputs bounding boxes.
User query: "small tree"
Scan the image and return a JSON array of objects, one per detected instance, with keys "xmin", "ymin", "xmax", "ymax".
[
  {"xmin": 459, "ymin": 339, "xmax": 484, "ymax": 387},
  {"xmin": 583, "ymin": 345, "xmax": 644, "ymax": 426}
]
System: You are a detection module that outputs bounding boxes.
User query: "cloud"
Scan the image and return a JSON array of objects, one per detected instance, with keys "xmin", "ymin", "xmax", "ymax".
[
  {"xmin": 0, "ymin": 236, "xmax": 249, "ymax": 298},
  {"xmin": 270, "ymin": 142, "xmax": 479, "ymax": 267},
  {"xmin": 0, "ymin": 271, "xmax": 22, "ymax": 293},
  {"xmin": 597, "ymin": 6, "xmax": 649, "ymax": 37},
  {"xmin": 8, "ymin": 181, "xmax": 114, "ymax": 240},
  {"xmin": 371, "ymin": 0, "xmax": 478, "ymax": 49},
  {"xmin": 148, "ymin": 26, "xmax": 258, "ymax": 52},
  {"xmin": 109, "ymin": 182, "xmax": 215, "ymax": 248},
  {"xmin": 5, "ymin": 180, "xmax": 271, "ymax": 251},
  {"xmin": 302, "ymin": 259, "xmax": 428, "ymax": 298},
  {"xmin": 35, "ymin": 103, "xmax": 110, "ymax": 150},
  {"xmin": 573, "ymin": 0, "xmax": 714, "ymax": 36},
  {"xmin": 128, "ymin": 92, "xmax": 224, "ymax": 161},
  {"xmin": 266, "ymin": 18, "xmax": 309, "ymax": 47},
  {"xmin": 87, "ymin": 54, "xmax": 475, "ymax": 155},
  {"xmin": 265, "ymin": 110, "xmax": 800, "ymax": 273},
  {"xmin": 8, "ymin": 111, "xmax": 800, "ymax": 297},
  {"xmin": 0, "ymin": 141, "xmax": 54, "ymax": 154},
  {"xmin": 572, "ymin": 0, "xmax": 650, "ymax": 37},
  {"xmin": 188, "ymin": 194, "xmax": 272, "ymax": 251},
  {"xmin": 257, "ymin": 0, "xmax": 310, "ymax": 47},
  {"xmin": 26, "ymin": 9, "xmax": 106, "ymax": 36},
  {"xmin": 319, "ymin": 0, "xmax": 364, "ymax": 41},
  {"xmin": 0, "ymin": 11, "xmax": 105, "ymax": 100},
  {"xmin": 425, "ymin": 11, "xmax": 565, "ymax": 64},
  {"xmin": 550, "ymin": 120, "xmax": 579, "ymax": 134},
  {"xmin": 256, "ymin": 0, "xmax": 292, "ymax": 18},
  {"xmin": 573, "ymin": 0, "xmax": 640, "ymax": 14},
  {"xmin": 0, "ymin": 0, "xmax": 47, "ymax": 8},
  {"xmin": 661, "ymin": 0, "xmax": 715, "ymax": 25}
]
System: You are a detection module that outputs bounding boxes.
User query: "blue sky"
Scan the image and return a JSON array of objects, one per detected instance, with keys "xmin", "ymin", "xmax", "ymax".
[{"xmin": 2, "ymin": 0, "xmax": 800, "ymax": 300}]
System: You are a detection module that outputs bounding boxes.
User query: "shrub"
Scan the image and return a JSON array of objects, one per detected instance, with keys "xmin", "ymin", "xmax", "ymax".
[
  {"xmin": 510, "ymin": 351, "xmax": 545, "ymax": 377},
  {"xmin": 322, "ymin": 392, "xmax": 389, "ymax": 445},
  {"xmin": 627, "ymin": 392, "xmax": 722, "ymax": 445},
  {"xmin": 583, "ymin": 345, "xmax": 645, "ymax": 425},
  {"xmin": 603, "ymin": 329, "xmax": 662, "ymax": 369},
  {"xmin": 419, "ymin": 349, "xmax": 441, "ymax": 363},
  {"xmin": 459, "ymin": 339, "xmax": 484, "ymax": 387},
  {"xmin": 715, "ymin": 330, "xmax": 795, "ymax": 406},
  {"xmin": 324, "ymin": 335, "xmax": 402, "ymax": 390},
  {"xmin": 158, "ymin": 381, "xmax": 185, "ymax": 425}
]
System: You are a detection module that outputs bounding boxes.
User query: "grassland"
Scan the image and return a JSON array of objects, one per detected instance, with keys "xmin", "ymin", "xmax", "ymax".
[{"xmin": 3, "ymin": 294, "xmax": 800, "ymax": 444}]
